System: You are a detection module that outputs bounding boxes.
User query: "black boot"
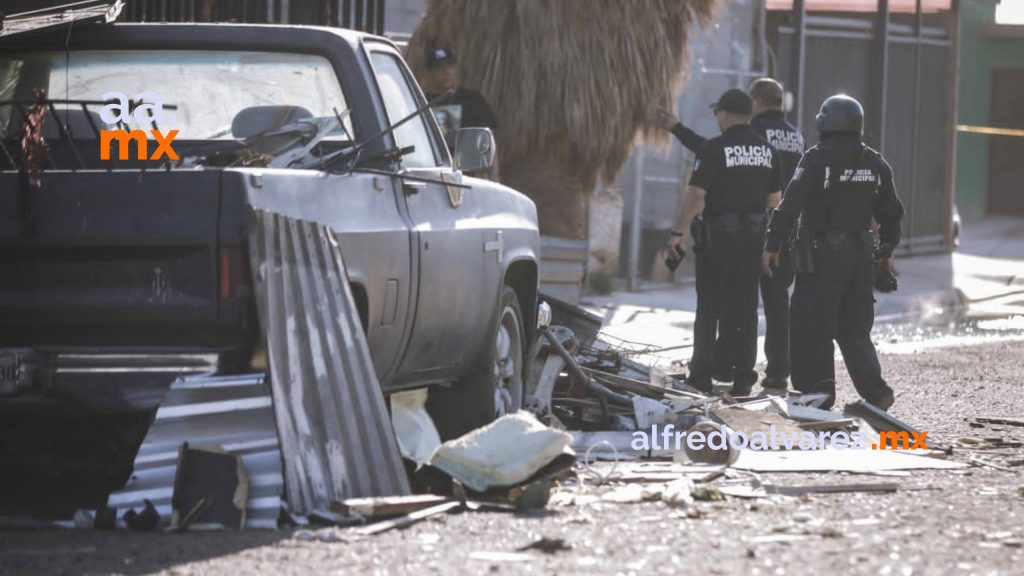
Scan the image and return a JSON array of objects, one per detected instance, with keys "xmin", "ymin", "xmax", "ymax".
[
  {"xmin": 760, "ymin": 376, "xmax": 789, "ymax": 396},
  {"xmin": 686, "ymin": 374, "xmax": 713, "ymax": 395},
  {"xmin": 729, "ymin": 378, "xmax": 756, "ymax": 397},
  {"xmin": 868, "ymin": 391, "xmax": 895, "ymax": 411}
]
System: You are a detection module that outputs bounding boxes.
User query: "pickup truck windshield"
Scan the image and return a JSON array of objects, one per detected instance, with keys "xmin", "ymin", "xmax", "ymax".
[{"xmin": 0, "ymin": 50, "xmax": 353, "ymax": 141}]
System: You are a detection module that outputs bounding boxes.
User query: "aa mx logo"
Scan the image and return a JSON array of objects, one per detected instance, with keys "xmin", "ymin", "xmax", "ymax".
[{"xmin": 98, "ymin": 91, "xmax": 179, "ymax": 161}]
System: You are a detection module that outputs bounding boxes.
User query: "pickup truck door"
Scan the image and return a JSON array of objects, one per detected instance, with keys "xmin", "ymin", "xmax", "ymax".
[
  {"xmin": 241, "ymin": 169, "xmax": 414, "ymax": 385},
  {"xmin": 366, "ymin": 48, "xmax": 493, "ymax": 386}
]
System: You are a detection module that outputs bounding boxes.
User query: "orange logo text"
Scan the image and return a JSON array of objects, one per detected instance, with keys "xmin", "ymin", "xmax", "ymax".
[{"xmin": 99, "ymin": 129, "xmax": 179, "ymax": 161}]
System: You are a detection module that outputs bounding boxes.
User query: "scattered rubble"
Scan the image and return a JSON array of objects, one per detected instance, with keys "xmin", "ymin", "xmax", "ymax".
[{"xmin": 18, "ymin": 297, "xmax": 1018, "ymax": 540}]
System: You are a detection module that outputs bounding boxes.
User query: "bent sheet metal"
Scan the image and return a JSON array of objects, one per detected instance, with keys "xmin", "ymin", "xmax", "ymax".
[{"xmin": 249, "ymin": 209, "xmax": 410, "ymax": 515}]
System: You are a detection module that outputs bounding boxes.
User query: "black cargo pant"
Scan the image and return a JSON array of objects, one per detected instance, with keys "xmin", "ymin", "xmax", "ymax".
[
  {"xmin": 789, "ymin": 233, "xmax": 893, "ymax": 404},
  {"xmin": 690, "ymin": 215, "xmax": 763, "ymax": 390},
  {"xmin": 760, "ymin": 246, "xmax": 795, "ymax": 380}
]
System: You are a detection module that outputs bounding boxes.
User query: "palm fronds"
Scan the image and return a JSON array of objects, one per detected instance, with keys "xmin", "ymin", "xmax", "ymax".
[{"xmin": 408, "ymin": 0, "xmax": 718, "ymax": 226}]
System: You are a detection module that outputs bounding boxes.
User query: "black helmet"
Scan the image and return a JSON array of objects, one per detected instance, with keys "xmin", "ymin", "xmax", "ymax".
[{"xmin": 815, "ymin": 95, "xmax": 864, "ymax": 135}]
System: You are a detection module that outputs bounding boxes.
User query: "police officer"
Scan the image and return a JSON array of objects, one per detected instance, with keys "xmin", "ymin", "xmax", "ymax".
[
  {"xmin": 762, "ymin": 94, "xmax": 903, "ymax": 410},
  {"xmin": 658, "ymin": 78, "xmax": 803, "ymax": 392},
  {"xmin": 667, "ymin": 89, "xmax": 782, "ymax": 395}
]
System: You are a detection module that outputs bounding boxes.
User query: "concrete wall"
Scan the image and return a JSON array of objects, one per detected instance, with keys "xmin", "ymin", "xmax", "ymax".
[{"xmin": 955, "ymin": 0, "xmax": 1024, "ymax": 220}]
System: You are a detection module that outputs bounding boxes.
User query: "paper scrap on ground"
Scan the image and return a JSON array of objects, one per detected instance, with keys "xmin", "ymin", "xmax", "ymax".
[{"xmin": 733, "ymin": 447, "xmax": 967, "ymax": 473}]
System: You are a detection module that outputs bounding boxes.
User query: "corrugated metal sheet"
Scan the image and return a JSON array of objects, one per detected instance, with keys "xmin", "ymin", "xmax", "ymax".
[
  {"xmin": 108, "ymin": 373, "xmax": 283, "ymax": 529},
  {"xmin": 249, "ymin": 210, "xmax": 410, "ymax": 515},
  {"xmin": 540, "ymin": 235, "xmax": 588, "ymax": 304}
]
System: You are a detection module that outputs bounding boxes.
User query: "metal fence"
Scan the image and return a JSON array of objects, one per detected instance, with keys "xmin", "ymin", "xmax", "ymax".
[{"xmin": 776, "ymin": 14, "xmax": 954, "ymax": 251}]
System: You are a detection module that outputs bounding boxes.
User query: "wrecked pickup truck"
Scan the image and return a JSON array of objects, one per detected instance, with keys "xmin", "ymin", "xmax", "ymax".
[{"xmin": 0, "ymin": 23, "xmax": 539, "ymax": 512}]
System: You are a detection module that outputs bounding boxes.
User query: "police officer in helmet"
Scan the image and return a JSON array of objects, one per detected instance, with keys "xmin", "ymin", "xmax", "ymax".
[
  {"xmin": 762, "ymin": 94, "xmax": 904, "ymax": 410},
  {"xmin": 668, "ymin": 89, "xmax": 783, "ymax": 396}
]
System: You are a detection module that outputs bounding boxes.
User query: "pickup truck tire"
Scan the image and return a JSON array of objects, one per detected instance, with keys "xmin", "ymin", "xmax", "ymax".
[{"xmin": 428, "ymin": 285, "xmax": 525, "ymax": 440}]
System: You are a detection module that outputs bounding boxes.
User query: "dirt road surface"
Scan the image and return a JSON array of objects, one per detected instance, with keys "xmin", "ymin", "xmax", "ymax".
[{"xmin": 2, "ymin": 339, "xmax": 1023, "ymax": 576}]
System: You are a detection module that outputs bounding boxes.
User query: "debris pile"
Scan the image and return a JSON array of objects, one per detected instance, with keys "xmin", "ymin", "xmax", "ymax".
[{"xmin": 27, "ymin": 295, "xmax": 1019, "ymax": 537}]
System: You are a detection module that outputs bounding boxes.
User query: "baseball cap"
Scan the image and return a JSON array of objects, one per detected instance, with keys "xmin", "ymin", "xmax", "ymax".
[
  {"xmin": 710, "ymin": 88, "xmax": 753, "ymax": 115},
  {"xmin": 426, "ymin": 47, "xmax": 457, "ymax": 69}
]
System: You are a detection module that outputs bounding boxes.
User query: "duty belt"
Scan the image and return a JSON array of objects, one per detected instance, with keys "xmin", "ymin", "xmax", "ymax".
[
  {"xmin": 820, "ymin": 229, "xmax": 873, "ymax": 251},
  {"xmin": 708, "ymin": 211, "xmax": 766, "ymax": 234}
]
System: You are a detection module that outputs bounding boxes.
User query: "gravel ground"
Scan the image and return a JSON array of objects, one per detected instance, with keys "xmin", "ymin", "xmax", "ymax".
[{"xmin": 2, "ymin": 339, "xmax": 1023, "ymax": 576}]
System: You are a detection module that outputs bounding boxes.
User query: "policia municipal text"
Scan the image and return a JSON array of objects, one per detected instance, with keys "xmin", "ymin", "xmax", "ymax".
[
  {"xmin": 666, "ymin": 89, "xmax": 783, "ymax": 396},
  {"xmin": 763, "ymin": 95, "xmax": 904, "ymax": 410},
  {"xmin": 659, "ymin": 78, "xmax": 803, "ymax": 391}
]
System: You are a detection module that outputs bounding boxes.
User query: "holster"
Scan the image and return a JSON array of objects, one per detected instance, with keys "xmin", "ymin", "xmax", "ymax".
[
  {"xmin": 792, "ymin": 238, "xmax": 816, "ymax": 275},
  {"xmin": 793, "ymin": 226, "xmax": 817, "ymax": 275},
  {"xmin": 690, "ymin": 216, "xmax": 714, "ymax": 253}
]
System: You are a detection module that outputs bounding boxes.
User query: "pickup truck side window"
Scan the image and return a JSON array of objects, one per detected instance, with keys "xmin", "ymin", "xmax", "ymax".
[{"xmin": 369, "ymin": 52, "xmax": 440, "ymax": 169}]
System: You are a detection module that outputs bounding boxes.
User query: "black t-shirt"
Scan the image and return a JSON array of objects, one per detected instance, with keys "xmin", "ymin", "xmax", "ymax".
[
  {"xmin": 671, "ymin": 109, "xmax": 804, "ymax": 191},
  {"xmin": 750, "ymin": 110, "xmax": 804, "ymax": 185},
  {"xmin": 425, "ymin": 88, "xmax": 498, "ymax": 148},
  {"xmin": 689, "ymin": 124, "xmax": 782, "ymax": 217},
  {"xmin": 765, "ymin": 133, "xmax": 904, "ymax": 252}
]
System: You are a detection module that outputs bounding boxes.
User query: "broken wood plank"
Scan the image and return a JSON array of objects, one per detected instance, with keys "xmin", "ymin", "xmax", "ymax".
[
  {"xmin": 330, "ymin": 495, "xmax": 451, "ymax": 518},
  {"xmin": 764, "ymin": 483, "xmax": 899, "ymax": 496},
  {"xmin": 355, "ymin": 501, "xmax": 462, "ymax": 536},
  {"xmin": 733, "ymin": 447, "xmax": 967, "ymax": 473},
  {"xmin": 798, "ymin": 418, "xmax": 857, "ymax": 431},
  {"xmin": 968, "ymin": 455, "xmax": 1017, "ymax": 472},
  {"xmin": 972, "ymin": 417, "xmax": 1024, "ymax": 428},
  {"xmin": 710, "ymin": 406, "xmax": 806, "ymax": 439}
]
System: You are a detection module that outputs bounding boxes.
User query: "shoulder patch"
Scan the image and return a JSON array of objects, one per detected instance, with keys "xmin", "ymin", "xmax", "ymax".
[
  {"xmin": 694, "ymin": 160, "xmax": 701, "ymax": 172},
  {"xmin": 792, "ymin": 167, "xmax": 803, "ymax": 181}
]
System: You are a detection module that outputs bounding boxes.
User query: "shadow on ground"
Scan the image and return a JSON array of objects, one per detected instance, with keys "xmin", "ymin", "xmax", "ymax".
[{"xmin": 0, "ymin": 529, "xmax": 289, "ymax": 575}]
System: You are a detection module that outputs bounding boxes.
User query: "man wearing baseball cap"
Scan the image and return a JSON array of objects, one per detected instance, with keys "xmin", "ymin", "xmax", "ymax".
[
  {"xmin": 658, "ymin": 78, "xmax": 804, "ymax": 395},
  {"xmin": 421, "ymin": 47, "xmax": 498, "ymax": 154},
  {"xmin": 665, "ymin": 88, "xmax": 783, "ymax": 396}
]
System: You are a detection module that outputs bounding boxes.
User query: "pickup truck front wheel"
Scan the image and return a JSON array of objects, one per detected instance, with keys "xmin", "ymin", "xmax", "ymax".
[{"xmin": 428, "ymin": 285, "xmax": 525, "ymax": 440}]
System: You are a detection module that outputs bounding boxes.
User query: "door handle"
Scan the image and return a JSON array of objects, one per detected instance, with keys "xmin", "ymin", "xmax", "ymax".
[{"xmin": 403, "ymin": 181, "xmax": 427, "ymax": 195}]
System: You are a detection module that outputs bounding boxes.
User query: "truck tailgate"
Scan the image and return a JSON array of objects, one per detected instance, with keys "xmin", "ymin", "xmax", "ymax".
[{"xmin": 0, "ymin": 170, "xmax": 229, "ymax": 348}]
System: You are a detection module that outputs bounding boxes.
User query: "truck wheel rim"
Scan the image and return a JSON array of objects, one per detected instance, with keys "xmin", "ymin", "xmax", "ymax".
[{"xmin": 493, "ymin": 303, "xmax": 523, "ymax": 417}]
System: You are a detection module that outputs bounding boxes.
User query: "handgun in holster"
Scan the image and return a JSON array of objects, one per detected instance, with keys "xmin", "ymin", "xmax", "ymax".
[
  {"xmin": 690, "ymin": 216, "xmax": 714, "ymax": 254},
  {"xmin": 792, "ymin": 226, "xmax": 817, "ymax": 275}
]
